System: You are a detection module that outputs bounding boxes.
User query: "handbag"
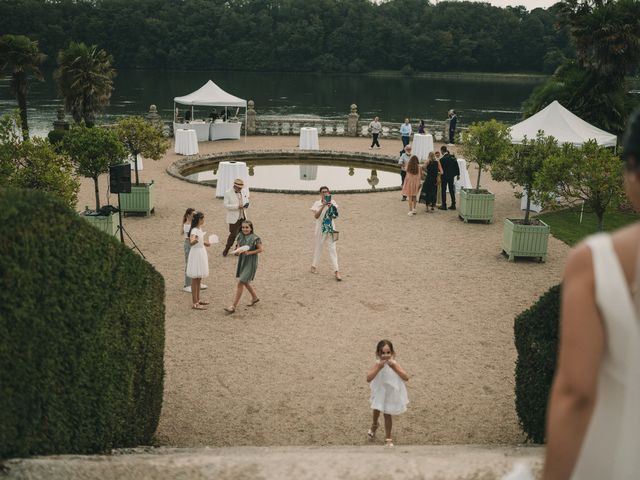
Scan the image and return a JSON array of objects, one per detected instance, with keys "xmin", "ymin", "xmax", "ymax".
[{"xmin": 331, "ymin": 230, "xmax": 340, "ymax": 242}]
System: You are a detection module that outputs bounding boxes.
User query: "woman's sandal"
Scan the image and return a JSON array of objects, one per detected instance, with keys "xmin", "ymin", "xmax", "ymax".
[
  {"xmin": 199, "ymin": 301, "xmax": 210, "ymax": 306},
  {"xmin": 246, "ymin": 298, "xmax": 260, "ymax": 307},
  {"xmin": 192, "ymin": 303, "xmax": 207, "ymax": 310},
  {"xmin": 367, "ymin": 425, "xmax": 378, "ymax": 441},
  {"xmin": 310, "ymin": 266, "xmax": 318, "ymax": 274},
  {"xmin": 385, "ymin": 438, "xmax": 394, "ymax": 447},
  {"xmin": 223, "ymin": 306, "xmax": 236, "ymax": 313}
]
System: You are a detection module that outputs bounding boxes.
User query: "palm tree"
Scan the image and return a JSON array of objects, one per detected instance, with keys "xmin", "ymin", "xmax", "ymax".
[
  {"xmin": 0, "ymin": 35, "xmax": 46, "ymax": 139},
  {"xmin": 54, "ymin": 42, "xmax": 116, "ymax": 128}
]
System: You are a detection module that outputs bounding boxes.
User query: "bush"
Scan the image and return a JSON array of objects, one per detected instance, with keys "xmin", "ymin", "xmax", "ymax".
[
  {"xmin": 0, "ymin": 188, "xmax": 165, "ymax": 458},
  {"xmin": 47, "ymin": 129, "xmax": 67, "ymax": 146},
  {"xmin": 514, "ymin": 284, "xmax": 560, "ymax": 443}
]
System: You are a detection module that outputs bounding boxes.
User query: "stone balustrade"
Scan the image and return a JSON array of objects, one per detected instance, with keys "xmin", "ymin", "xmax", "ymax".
[{"xmin": 161, "ymin": 101, "xmax": 467, "ymax": 142}]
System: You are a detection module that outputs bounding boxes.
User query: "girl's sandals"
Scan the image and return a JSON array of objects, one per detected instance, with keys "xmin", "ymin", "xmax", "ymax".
[
  {"xmin": 385, "ymin": 438, "xmax": 394, "ymax": 447},
  {"xmin": 310, "ymin": 266, "xmax": 318, "ymax": 274},
  {"xmin": 192, "ymin": 303, "xmax": 207, "ymax": 310},
  {"xmin": 223, "ymin": 306, "xmax": 236, "ymax": 313},
  {"xmin": 198, "ymin": 301, "xmax": 210, "ymax": 306},
  {"xmin": 247, "ymin": 298, "xmax": 260, "ymax": 307},
  {"xmin": 335, "ymin": 272, "xmax": 342, "ymax": 282},
  {"xmin": 367, "ymin": 424, "xmax": 378, "ymax": 441}
]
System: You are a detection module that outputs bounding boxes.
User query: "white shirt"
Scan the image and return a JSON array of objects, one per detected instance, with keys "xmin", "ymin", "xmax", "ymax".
[
  {"xmin": 398, "ymin": 152, "xmax": 411, "ymax": 171},
  {"xmin": 311, "ymin": 199, "xmax": 339, "ymax": 235}
]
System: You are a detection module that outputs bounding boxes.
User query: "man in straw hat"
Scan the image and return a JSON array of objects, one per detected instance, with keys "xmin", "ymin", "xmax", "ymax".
[{"xmin": 223, "ymin": 178, "xmax": 250, "ymax": 257}]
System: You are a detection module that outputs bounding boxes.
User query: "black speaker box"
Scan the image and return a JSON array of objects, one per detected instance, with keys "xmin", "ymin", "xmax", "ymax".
[{"xmin": 109, "ymin": 163, "xmax": 132, "ymax": 194}]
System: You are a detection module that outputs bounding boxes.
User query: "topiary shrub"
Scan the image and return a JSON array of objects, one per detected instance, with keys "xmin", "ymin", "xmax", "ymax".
[
  {"xmin": 0, "ymin": 188, "xmax": 165, "ymax": 458},
  {"xmin": 514, "ymin": 284, "xmax": 561, "ymax": 443}
]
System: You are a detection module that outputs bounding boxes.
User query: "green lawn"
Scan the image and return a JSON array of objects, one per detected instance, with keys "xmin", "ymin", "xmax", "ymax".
[{"xmin": 536, "ymin": 207, "xmax": 639, "ymax": 246}]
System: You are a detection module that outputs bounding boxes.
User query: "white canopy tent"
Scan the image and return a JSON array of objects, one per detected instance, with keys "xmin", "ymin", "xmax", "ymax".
[
  {"xmin": 509, "ymin": 100, "xmax": 617, "ymax": 147},
  {"xmin": 173, "ymin": 80, "xmax": 248, "ymax": 141},
  {"xmin": 510, "ymin": 100, "xmax": 618, "ymax": 213}
]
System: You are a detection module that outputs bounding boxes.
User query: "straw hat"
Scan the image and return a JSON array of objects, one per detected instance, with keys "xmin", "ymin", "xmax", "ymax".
[{"xmin": 233, "ymin": 178, "xmax": 244, "ymax": 188}]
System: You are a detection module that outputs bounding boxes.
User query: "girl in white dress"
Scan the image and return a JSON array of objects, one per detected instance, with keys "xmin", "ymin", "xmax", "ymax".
[
  {"xmin": 543, "ymin": 108, "xmax": 640, "ymax": 479},
  {"xmin": 186, "ymin": 211, "xmax": 211, "ymax": 310},
  {"xmin": 366, "ymin": 340, "xmax": 409, "ymax": 447}
]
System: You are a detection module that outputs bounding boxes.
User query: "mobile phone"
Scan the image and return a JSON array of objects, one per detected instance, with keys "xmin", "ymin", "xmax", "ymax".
[
  {"xmin": 324, "ymin": 194, "xmax": 331, "ymax": 203},
  {"xmin": 243, "ymin": 202, "xmax": 250, "ymax": 208}
]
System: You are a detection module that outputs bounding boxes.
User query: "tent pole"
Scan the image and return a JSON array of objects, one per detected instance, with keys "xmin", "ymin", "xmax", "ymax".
[
  {"xmin": 245, "ymin": 107, "xmax": 247, "ymax": 143},
  {"xmin": 191, "ymin": 105, "xmax": 194, "ymax": 121},
  {"xmin": 173, "ymin": 102, "xmax": 176, "ymax": 122}
]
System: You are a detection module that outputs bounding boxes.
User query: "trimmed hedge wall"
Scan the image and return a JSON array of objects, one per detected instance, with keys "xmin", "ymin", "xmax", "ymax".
[
  {"xmin": 514, "ymin": 284, "xmax": 561, "ymax": 444},
  {"xmin": 0, "ymin": 188, "xmax": 165, "ymax": 458}
]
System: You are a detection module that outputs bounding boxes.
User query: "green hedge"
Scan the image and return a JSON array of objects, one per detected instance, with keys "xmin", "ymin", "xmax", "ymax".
[
  {"xmin": 0, "ymin": 188, "xmax": 165, "ymax": 458},
  {"xmin": 514, "ymin": 284, "xmax": 561, "ymax": 444}
]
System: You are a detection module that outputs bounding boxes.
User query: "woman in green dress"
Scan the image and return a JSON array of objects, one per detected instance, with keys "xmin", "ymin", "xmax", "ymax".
[{"xmin": 224, "ymin": 220, "xmax": 263, "ymax": 313}]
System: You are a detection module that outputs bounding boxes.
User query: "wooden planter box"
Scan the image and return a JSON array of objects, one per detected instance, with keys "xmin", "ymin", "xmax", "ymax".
[
  {"xmin": 119, "ymin": 181, "xmax": 155, "ymax": 216},
  {"xmin": 502, "ymin": 218, "xmax": 550, "ymax": 262},
  {"xmin": 458, "ymin": 188, "xmax": 495, "ymax": 223},
  {"xmin": 81, "ymin": 211, "xmax": 118, "ymax": 237}
]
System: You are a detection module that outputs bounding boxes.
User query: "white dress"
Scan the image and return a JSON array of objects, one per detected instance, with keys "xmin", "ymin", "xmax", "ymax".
[
  {"xmin": 186, "ymin": 227, "xmax": 209, "ymax": 279},
  {"xmin": 571, "ymin": 233, "xmax": 640, "ymax": 479},
  {"xmin": 369, "ymin": 363, "xmax": 408, "ymax": 415}
]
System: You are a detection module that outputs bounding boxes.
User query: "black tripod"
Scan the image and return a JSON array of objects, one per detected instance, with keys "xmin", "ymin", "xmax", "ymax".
[{"xmin": 115, "ymin": 193, "xmax": 145, "ymax": 259}]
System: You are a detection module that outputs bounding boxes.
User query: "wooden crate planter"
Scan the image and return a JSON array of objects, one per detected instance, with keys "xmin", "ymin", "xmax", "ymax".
[
  {"xmin": 81, "ymin": 211, "xmax": 118, "ymax": 237},
  {"xmin": 458, "ymin": 188, "xmax": 495, "ymax": 223},
  {"xmin": 119, "ymin": 181, "xmax": 155, "ymax": 216},
  {"xmin": 502, "ymin": 218, "xmax": 550, "ymax": 262}
]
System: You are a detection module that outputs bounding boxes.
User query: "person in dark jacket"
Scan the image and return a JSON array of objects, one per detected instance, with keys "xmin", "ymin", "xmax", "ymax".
[
  {"xmin": 438, "ymin": 145, "xmax": 460, "ymax": 210},
  {"xmin": 448, "ymin": 110, "xmax": 457, "ymax": 144}
]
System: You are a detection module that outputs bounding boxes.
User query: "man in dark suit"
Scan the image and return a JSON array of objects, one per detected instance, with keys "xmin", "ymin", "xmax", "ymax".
[
  {"xmin": 438, "ymin": 145, "xmax": 460, "ymax": 210},
  {"xmin": 448, "ymin": 110, "xmax": 457, "ymax": 144}
]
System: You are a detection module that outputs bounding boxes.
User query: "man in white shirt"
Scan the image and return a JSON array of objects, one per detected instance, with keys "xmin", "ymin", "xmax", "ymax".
[
  {"xmin": 311, "ymin": 186, "xmax": 341, "ymax": 281},
  {"xmin": 223, "ymin": 178, "xmax": 250, "ymax": 257},
  {"xmin": 400, "ymin": 118, "xmax": 412, "ymax": 147},
  {"xmin": 369, "ymin": 116, "xmax": 382, "ymax": 149}
]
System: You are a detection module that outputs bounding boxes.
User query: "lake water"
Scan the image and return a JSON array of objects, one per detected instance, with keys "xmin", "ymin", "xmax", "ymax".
[{"xmin": 0, "ymin": 70, "xmax": 545, "ymax": 138}]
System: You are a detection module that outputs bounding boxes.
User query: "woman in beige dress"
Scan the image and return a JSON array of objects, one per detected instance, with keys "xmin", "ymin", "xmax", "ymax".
[{"xmin": 543, "ymin": 109, "xmax": 640, "ymax": 479}]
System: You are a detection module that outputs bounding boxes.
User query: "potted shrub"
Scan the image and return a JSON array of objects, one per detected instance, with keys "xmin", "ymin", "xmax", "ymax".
[
  {"xmin": 536, "ymin": 140, "xmax": 625, "ymax": 232},
  {"xmin": 115, "ymin": 116, "xmax": 168, "ymax": 216},
  {"xmin": 62, "ymin": 124, "xmax": 126, "ymax": 236},
  {"xmin": 459, "ymin": 119, "xmax": 511, "ymax": 223},
  {"xmin": 492, "ymin": 132, "xmax": 558, "ymax": 262}
]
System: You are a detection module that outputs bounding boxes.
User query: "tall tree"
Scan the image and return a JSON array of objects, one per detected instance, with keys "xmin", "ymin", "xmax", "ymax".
[
  {"xmin": 54, "ymin": 42, "xmax": 116, "ymax": 128},
  {"xmin": 0, "ymin": 35, "xmax": 46, "ymax": 139}
]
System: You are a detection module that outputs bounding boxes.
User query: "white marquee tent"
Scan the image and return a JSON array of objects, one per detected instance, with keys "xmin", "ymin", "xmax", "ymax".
[
  {"xmin": 509, "ymin": 100, "xmax": 617, "ymax": 147},
  {"xmin": 174, "ymin": 80, "xmax": 248, "ymax": 140},
  {"xmin": 510, "ymin": 100, "xmax": 618, "ymax": 213}
]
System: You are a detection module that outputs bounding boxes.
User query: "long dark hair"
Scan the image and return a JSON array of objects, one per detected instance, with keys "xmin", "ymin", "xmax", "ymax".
[
  {"xmin": 623, "ymin": 108, "xmax": 640, "ymax": 171},
  {"xmin": 183, "ymin": 207, "xmax": 195, "ymax": 224},
  {"xmin": 376, "ymin": 339, "xmax": 395, "ymax": 357},
  {"xmin": 189, "ymin": 211, "xmax": 204, "ymax": 237},
  {"xmin": 407, "ymin": 155, "xmax": 420, "ymax": 175}
]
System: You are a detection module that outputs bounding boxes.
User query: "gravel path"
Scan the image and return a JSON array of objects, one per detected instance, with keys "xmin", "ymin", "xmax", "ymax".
[{"xmin": 72, "ymin": 136, "xmax": 567, "ymax": 448}]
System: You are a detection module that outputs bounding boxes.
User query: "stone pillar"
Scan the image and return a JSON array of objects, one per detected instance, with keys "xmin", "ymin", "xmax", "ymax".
[
  {"xmin": 146, "ymin": 104, "xmax": 163, "ymax": 130},
  {"xmin": 53, "ymin": 107, "xmax": 69, "ymax": 131},
  {"xmin": 347, "ymin": 103, "xmax": 359, "ymax": 137},
  {"xmin": 246, "ymin": 100, "xmax": 257, "ymax": 135}
]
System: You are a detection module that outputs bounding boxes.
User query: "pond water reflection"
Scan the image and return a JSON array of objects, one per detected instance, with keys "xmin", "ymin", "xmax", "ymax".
[{"xmin": 185, "ymin": 161, "xmax": 400, "ymax": 192}]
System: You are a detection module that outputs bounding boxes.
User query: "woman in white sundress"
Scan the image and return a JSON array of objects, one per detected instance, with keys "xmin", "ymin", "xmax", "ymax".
[{"xmin": 543, "ymin": 108, "xmax": 640, "ymax": 479}]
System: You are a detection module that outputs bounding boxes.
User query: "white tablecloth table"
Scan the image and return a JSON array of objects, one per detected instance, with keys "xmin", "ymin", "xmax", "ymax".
[
  {"xmin": 128, "ymin": 154, "xmax": 143, "ymax": 171},
  {"xmin": 174, "ymin": 129, "xmax": 199, "ymax": 155},
  {"xmin": 174, "ymin": 121, "xmax": 210, "ymax": 142},
  {"xmin": 299, "ymin": 127, "xmax": 319, "ymax": 150},
  {"xmin": 520, "ymin": 192, "xmax": 543, "ymax": 213},
  {"xmin": 412, "ymin": 133, "xmax": 434, "ymax": 161},
  {"xmin": 210, "ymin": 121, "xmax": 242, "ymax": 141},
  {"xmin": 215, "ymin": 161, "xmax": 249, "ymax": 198}
]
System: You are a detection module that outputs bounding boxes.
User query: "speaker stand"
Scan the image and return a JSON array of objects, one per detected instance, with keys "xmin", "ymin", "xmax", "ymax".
[{"xmin": 116, "ymin": 193, "xmax": 146, "ymax": 259}]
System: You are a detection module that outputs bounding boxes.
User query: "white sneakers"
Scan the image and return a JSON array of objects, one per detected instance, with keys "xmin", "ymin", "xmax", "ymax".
[
  {"xmin": 183, "ymin": 284, "xmax": 207, "ymax": 293},
  {"xmin": 407, "ymin": 210, "xmax": 417, "ymax": 216}
]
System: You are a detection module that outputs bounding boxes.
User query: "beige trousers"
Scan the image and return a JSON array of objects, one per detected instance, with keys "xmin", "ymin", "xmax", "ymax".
[{"xmin": 312, "ymin": 231, "xmax": 339, "ymax": 272}]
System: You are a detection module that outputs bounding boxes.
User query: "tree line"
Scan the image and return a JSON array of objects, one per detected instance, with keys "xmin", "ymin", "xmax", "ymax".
[{"xmin": 0, "ymin": 0, "xmax": 571, "ymax": 74}]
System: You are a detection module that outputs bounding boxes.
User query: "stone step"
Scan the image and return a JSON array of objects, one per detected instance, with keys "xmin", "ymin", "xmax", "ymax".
[{"xmin": 3, "ymin": 445, "xmax": 543, "ymax": 480}]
